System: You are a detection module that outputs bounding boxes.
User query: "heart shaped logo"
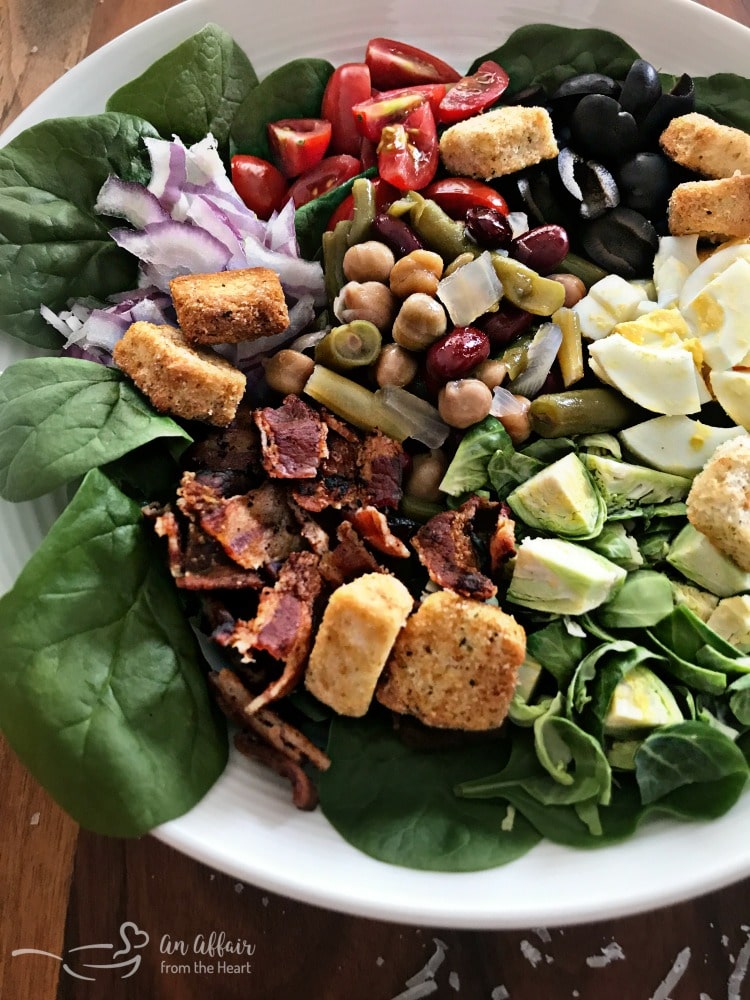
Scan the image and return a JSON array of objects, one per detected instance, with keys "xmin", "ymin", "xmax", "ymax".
[{"xmin": 114, "ymin": 922, "xmax": 150, "ymax": 958}]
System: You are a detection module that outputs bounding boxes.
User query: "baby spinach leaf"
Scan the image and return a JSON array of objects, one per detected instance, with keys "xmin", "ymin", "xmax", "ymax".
[
  {"xmin": 319, "ymin": 713, "xmax": 540, "ymax": 871},
  {"xmin": 469, "ymin": 25, "xmax": 640, "ymax": 96},
  {"xmin": 106, "ymin": 24, "xmax": 259, "ymax": 154},
  {"xmin": 595, "ymin": 570, "xmax": 674, "ymax": 629},
  {"xmin": 294, "ymin": 167, "xmax": 377, "ymax": 261},
  {"xmin": 526, "ymin": 618, "xmax": 587, "ymax": 688},
  {"xmin": 0, "ymin": 358, "xmax": 191, "ymax": 501},
  {"xmin": 534, "ymin": 714, "xmax": 612, "ymax": 805},
  {"xmin": 0, "ymin": 113, "xmax": 158, "ymax": 348},
  {"xmin": 694, "ymin": 74, "xmax": 750, "ymax": 132},
  {"xmin": 230, "ymin": 59, "xmax": 334, "ymax": 160},
  {"xmin": 0, "ymin": 468, "xmax": 228, "ymax": 836},
  {"xmin": 728, "ymin": 675, "xmax": 750, "ymax": 726}
]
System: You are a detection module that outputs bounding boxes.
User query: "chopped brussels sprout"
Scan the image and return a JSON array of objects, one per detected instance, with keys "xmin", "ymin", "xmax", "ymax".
[
  {"xmin": 667, "ymin": 524, "xmax": 750, "ymax": 597},
  {"xmin": 603, "ymin": 665, "xmax": 683, "ymax": 737},
  {"xmin": 706, "ymin": 596, "xmax": 750, "ymax": 653},
  {"xmin": 583, "ymin": 453, "xmax": 691, "ymax": 513},
  {"xmin": 506, "ymin": 452, "xmax": 606, "ymax": 540}
]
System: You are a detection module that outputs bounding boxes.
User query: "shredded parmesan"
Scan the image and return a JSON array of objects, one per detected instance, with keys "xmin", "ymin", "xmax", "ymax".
[
  {"xmin": 491, "ymin": 988, "xmax": 510, "ymax": 1000},
  {"xmin": 520, "ymin": 940, "xmax": 543, "ymax": 968},
  {"xmin": 404, "ymin": 938, "xmax": 448, "ymax": 988}
]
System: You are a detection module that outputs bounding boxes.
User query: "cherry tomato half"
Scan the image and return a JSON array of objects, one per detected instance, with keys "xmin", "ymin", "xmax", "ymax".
[
  {"xmin": 230, "ymin": 154, "xmax": 288, "ymax": 220},
  {"xmin": 321, "ymin": 62, "xmax": 372, "ymax": 156},
  {"xmin": 267, "ymin": 118, "xmax": 332, "ymax": 178},
  {"xmin": 365, "ymin": 37, "xmax": 461, "ymax": 89},
  {"xmin": 422, "ymin": 177, "xmax": 509, "ymax": 219},
  {"xmin": 326, "ymin": 177, "xmax": 401, "ymax": 231},
  {"xmin": 377, "ymin": 102, "xmax": 438, "ymax": 192},
  {"xmin": 285, "ymin": 154, "xmax": 362, "ymax": 208},
  {"xmin": 437, "ymin": 61, "xmax": 510, "ymax": 124},
  {"xmin": 352, "ymin": 84, "xmax": 447, "ymax": 142}
]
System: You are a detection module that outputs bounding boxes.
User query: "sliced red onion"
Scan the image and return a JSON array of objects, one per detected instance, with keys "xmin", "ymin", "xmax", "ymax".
[
  {"xmin": 185, "ymin": 195, "xmax": 246, "ymax": 268},
  {"xmin": 65, "ymin": 343, "xmax": 116, "ymax": 366},
  {"xmin": 77, "ymin": 311, "xmax": 131, "ymax": 351},
  {"xmin": 94, "ymin": 176, "xmax": 169, "ymax": 228},
  {"xmin": 232, "ymin": 295, "xmax": 317, "ymax": 364},
  {"xmin": 264, "ymin": 201, "xmax": 299, "ymax": 256},
  {"xmin": 436, "ymin": 250, "xmax": 503, "ymax": 327},
  {"xmin": 111, "ymin": 221, "xmax": 231, "ymax": 290},
  {"xmin": 242, "ymin": 239, "xmax": 326, "ymax": 306},
  {"xmin": 145, "ymin": 136, "xmax": 187, "ymax": 215},
  {"xmin": 506, "ymin": 322, "xmax": 563, "ymax": 397},
  {"xmin": 376, "ymin": 386, "xmax": 450, "ymax": 449}
]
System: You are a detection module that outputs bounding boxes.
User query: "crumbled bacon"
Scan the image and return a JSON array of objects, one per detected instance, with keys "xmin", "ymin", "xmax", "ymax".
[
  {"xmin": 412, "ymin": 496, "xmax": 497, "ymax": 600},
  {"xmin": 490, "ymin": 502, "xmax": 517, "ymax": 574},
  {"xmin": 319, "ymin": 521, "xmax": 384, "ymax": 587},
  {"xmin": 254, "ymin": 394, "xmax": 328, "ymax": 479},
  {"xmin": 348, "ymin": 506, "xmax": 410, "ymax": 559},
  {"xmin": 235, "ymin": 733, "xmax": 320, "ymax": 810},
  {"xmin": 359, "ymin": 432, "xmax": 406, "ymax": 509},
  {"xmin": 184, "ymin": 404, "xmax": 263, "ymax": 475},
  {"xmin": 291, "ymin": 427, "xmax": 361, "ymax": 512}
]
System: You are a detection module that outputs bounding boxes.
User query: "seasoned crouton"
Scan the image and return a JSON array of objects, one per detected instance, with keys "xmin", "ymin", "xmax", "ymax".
[
  {"xmin": 687, "ymin": 436, "xmax": 750, "ymax": 571},
  {"xmin": 170, "ymin": 267, "xmax": 289, "ymax": 345},
  {"xmin": 667, "ymin": 175, "xmax": 750, "ymax": 240},
  {"xmin": 113, "ymin": 321, "xmax": 245, "ymax": 427},
  {"xmin": 376, "ymin": 590, "xmax": 525, "ymax": 731},
  {"xmin": 660, "ymin": 113, "xmax": 750, "ymax": 178},
  {"xmin": 305, "ymin": 573, "xmax": 413, "ymax": 717},
  {"xmin": 439, "ymin": 106, "xmax": 558, "ymax": 180}
]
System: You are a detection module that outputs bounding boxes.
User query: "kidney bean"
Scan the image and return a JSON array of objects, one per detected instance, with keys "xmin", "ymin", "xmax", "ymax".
[
  {"xmin": 478, "ymin": 301, "xmax": 535, "ymax": 347},
  {"xmin": 510, "ymin": 224, "xmax": 570, "ymax": 275},
  {"xmin": 426, "ymin": 325, "xmax": 490, "ymax": 384},
  {"xmin": 371, "ymin": 213, "xmax": 424, "ymax": 256},
  {"xmin": 465, "ymin": 206, "xmax": 513, "ymax": 249}
]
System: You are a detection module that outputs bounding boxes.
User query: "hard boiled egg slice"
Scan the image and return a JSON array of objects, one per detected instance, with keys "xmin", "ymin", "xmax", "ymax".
[
  {"xmin": 653, "ymin": 235, "xmax": 700, "ymax": 308},
  {"xmin": 678, "ymin": 240, "xmax": 750, "ymax": 312},
  {"xmin": 682, "ymin": 257, "xmax": 750, "ymax": 371},
  {"xmin": 573, "ymin": 274, "xmax": 645, "ymax": 340},
  {"xmin": 588, "ymin": 334, "xmax": 704, "ymax": 415},
  {"xmin": 710, "ymin": 369, "xmax": 750, "ymax": 430},
  {"xmin": 619, "ymin": 415, "xmax": 746, "ymax": 476}
]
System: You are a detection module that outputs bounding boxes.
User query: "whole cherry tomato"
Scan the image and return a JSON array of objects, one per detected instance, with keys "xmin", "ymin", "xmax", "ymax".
[
  {"xmin": 285, "ymin": 154, "xmax": 362, "ymax": 208},
  {"xmin": 422, "ymin": 177, "xmax": 509, "ymax": 219},
  {"xmin": 376, "ymin": 103, "xmax": 439, "ymax": 192},
  {"xmin": 230, "ymin": 154, "xmax": 288, "ymax": 219},
  {"xmin": 267, "ymin": 118, "xmax": 332, "ymax": 178},
  {"xmin": 365, "ymin": 37, "xmax": 460, "ymax": 89},
  {"xmin": 437, "ymin": 61, "xmax": 510, "ymax": 124},
  {"xmin": 321, "ymin": 62, "xmax": 373, "ymax": 156}
]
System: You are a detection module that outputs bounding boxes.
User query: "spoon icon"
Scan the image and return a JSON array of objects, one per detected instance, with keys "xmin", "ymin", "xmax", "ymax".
[{"xmin": 12, "ymin": 920, "xmax": 150, "ymax": 981}]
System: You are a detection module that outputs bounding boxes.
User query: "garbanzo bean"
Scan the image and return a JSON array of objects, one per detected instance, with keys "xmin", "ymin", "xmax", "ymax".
[
  {"xmin": 343, "ymin": 241, "xmax": 395, "ymax": 283},
  {"xmin": 336, "ymin": 280, "xmax": 396, "ymax": 331},
  {"xmin": 392, "ymin": 293, "xmax": 447, "ymax": 351},
  {"xmin": 437, "ymin": 379, "xmax": 493, "ymax": 429},
  {"xmin": 405, "ymin": 450, "xmax": 448, "ymax": 502},
  {"xmin": 389, "ymin": 249, "xmax": 444, "ymax": 297},
  {"xmin": 374, "ymin": 343, "xmax": 419, "ymax": 388},
  {"xmin": 264, "ymin": 349, "xmax": 315, "ymax": 395},
  {"xmin": 497, "ymin": 393, "xmax": 531, "ymax": 445},
  {"xmin": 547, "ymin": 272, "xmax": 587, "ymax": 308},
  {"xmin": 473, "ymin": 359, "xmax": 508, "ymax": 390}
]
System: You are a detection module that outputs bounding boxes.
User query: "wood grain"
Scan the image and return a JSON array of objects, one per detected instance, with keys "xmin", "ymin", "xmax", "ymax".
[{"xmin": 2, "ymin": 2, "xmax": 750, "ymax": 999}]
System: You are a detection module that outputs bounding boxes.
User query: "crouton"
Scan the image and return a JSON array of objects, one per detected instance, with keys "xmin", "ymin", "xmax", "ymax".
[
  {"xmin": 170, "ymin": 267, "xmax": 289, "ymax": 345},
  {"xmin": 667, "ymin": 175, "xmax": 750, "ymax": 240},
  {"xmin": 305, "ymin": 573, "xmax": 413, "ymax": 717},
  {"xmin": 439, "ymin": 106, "xmax": 558, "ymax": 180},
  {"xmin": 113, "ymin": 321, "xmax": 245, "ymax": 427},
  {"xmin": 376, "ymin": 590, "xmax": 526, "ymax": 731},
  {"xmin": 660, "ymin": 112, "xmax": 750, "ymax": 178},
  {"xmin": 686, "ymin": 436, "xmax": 750, "ymax": 571}
]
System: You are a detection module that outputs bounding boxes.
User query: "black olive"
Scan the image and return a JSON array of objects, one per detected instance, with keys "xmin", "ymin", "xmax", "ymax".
[
  {"xmin": 638, "ymin": 73, "xmax": 696, "ymax": 146},
  {"xmin": 505, "ymin": 83, "xmax": 548, "ymax": 106},
  {"xmin": 550, "ymin": 73, "xmax": 620, "ymax": 103},
  {"xmin": 517, "ymin": 163, "xmax": 579, "ymax": 230},
  {"xmin": 618, "ymin": 59, "xmax": 662, "ymax": 119},
  {"xmin": 558, "ymin": 148, "xmax": 620, "ymax": 220},
  {"xmin": 581, "ymin": 206, "xmax": 659, "ymax": 279},
  {"xmin": 570, "ymin": 95, "xmax": 639, "ymax": 161},
  {"xmin": 616, "ymin": 152, "xmax": 673, "ymax": 219}
]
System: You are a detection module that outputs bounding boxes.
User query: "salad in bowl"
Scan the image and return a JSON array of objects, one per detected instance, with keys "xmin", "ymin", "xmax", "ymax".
[{"xmin": 2, "ymin": 1, "xmax": 750, "ymax": 924}]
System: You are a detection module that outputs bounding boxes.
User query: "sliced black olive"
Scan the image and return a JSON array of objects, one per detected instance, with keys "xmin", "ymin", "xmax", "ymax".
[
  {"xmin": 570, "ymin": 95, "xmax": 639, "ymax": 161},
  {"xmin": 616, "ymin": 152, "xmax": 673, "ymax": 219},
  {"xmin": 581, "ymin": 206, "xmax": 659, "ymax": 279},
  {"xmin": 639, "ymin": 73, "xmax": 696, "ymax": 146},
  {"xmin": 517, "ymin": 163, "xmax": 579, "ymax": 229},
  {"xmin": 558, "ymin": 148, "xmax": 620, "ymax": 220},
  {"xmin": 618, "ymin": 59, "xmax": 662, "ymax": 119},
  {"xmin": 550, "ymin": 73, "xmax": 620, "ymax": 102}
]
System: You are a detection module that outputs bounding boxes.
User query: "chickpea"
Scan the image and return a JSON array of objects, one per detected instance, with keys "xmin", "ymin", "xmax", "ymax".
[
  {"xmin": 442, "ymin": 252, "xmax": 475, "ymax": 278},
  {"xmin": 264, "ymin": 349, "xmax": 315, "ymax": 395},
  {"xmin": 547, "ymin": 272, "xmax": 587, "ymax": 308},
  {"xmin": 438, "ymin": 379, "xmax": 493, "ymax": 429},
  {"xmin": 473, "ymin": 359, "xmax": 508, "ymax": 390},
  {"xmin": 374, "ymin": 343, "xmax": 419, "ymax": 388},
  {"xmin": 335, "ymin": 281, "xmax": 396, "ymax": 331},
  {"xmin": 343, "ymin": 240, "xmax": 395, "ymax": 283},
  {"xmin": 392, "ymin": 293, "xmax": 447, "ymax": 352},
  {"xmin": 405, "ymin": 449, "xmax": 448, "ymax": 503},
  {"xmin": 389, "ymin": 249, "xmax": 444, "ymax": 298},
  {"xmin": 498, "ymin": 394, "xmax": 532, "ymax": 445}
]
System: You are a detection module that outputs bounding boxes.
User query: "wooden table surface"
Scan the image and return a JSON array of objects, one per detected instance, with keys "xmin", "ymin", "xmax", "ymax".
[{"xmin": 2, "ymin": 1, "xmax": 750, "ymax": 997}]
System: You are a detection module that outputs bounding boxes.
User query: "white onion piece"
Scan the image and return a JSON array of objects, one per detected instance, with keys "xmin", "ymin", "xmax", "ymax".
[
  {"xmin": 377, "ymin": 386, "xmax": 450, "ymax": 449},
  {"xmin": 436, "ymin": 250, "xmax": 503, "ymax": 326},
  {"xmin": 490, "ymin": 383, "xmax": 529, "ymax": 419},
  {"xmin": 40, "ymin": 304, "xmax": 80, "ymax": 338},
  {"xmin": 507, "ymin": 322, "xmax": 563, "ymax": 397},
  {"xmin": 289, "ymin": 328, "xmax": 329, "ymax": 353},
  {"xmin": 232, "ymin": 296, "xmax": 317, "ymax": 364},
  {"xmin": 111, "ymin": 221, "xmax": 231, "ymax": 290},
  {"xmin": 95, "ymin": 176, "xmax": 169, "ymax": 228},
  {"xmin": 507, "ymin": 211, "xmax": 529, "ymax": 238}
]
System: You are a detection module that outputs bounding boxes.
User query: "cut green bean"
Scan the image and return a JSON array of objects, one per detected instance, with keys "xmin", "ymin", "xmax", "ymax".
[
  {"xmin": 322, "ymin": 219, "xmax": 352, "ymax": 308},
  {"xmin": 530, "ymin": 388, "xmax": 643, "ymax": 438},
  {"xmin": 491, "ymin": 254, "xmax": 566, "ymax": 316},
  {"xmin": 389, "ymin": 191, "xmax": 476, "ymax": 262},
  {"xmin": 304, "ymin": 364, "xmax": 412, "ymax": 440},
  {"xmin": 558, "ymin": 252, "xmax": 609, "ymax": 289},
  {"xmin": 400, "ymin": 495, "xmax": 445, "ymax": 522},
  {"xmin": 347, "ymin": 178, "xmax": 377, "ymax": 246},
  {"xmin": 314, "ymin": 321, "xmax": 382, "ymax": 371}
]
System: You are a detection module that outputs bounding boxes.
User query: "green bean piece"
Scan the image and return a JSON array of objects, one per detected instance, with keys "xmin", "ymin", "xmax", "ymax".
[
  {"xmin": 400, "ymin": 494, "xmax": 445, "ymax": 522},
  {"xmin": 322, "ymin": 218, "xmax": 352, "ymax": 308},
  {"xmin": 491, "ymin": 254, "xmax": 566, "ymax": 316},
  {"xmin": 347, "ymin": 178, "xmax": 377, "ymax": 246},
  {"xmin": 558, "ymin": 252, "xmax": 608, "ymax": 289},
  {"xmin": 500, "ymin": 332, "xmax": 535, "ymax": 380},
  {"xmin": 553, "ymin": 306, "xmax": 584, "ymax": 387},
  {"xmin": 304, "ymin": 364, "xmax": 412, "ymax": 441},
  {"xmin": 314, "ymin": 320, "xmax": 382, "ymax": 371},
  {"xmin": 530, "ymin": 388, "xmax": 643, "ymax": 438},
  {"xmin": 389, "ymin": 191, "xmax": 476, "ymax": 262}
]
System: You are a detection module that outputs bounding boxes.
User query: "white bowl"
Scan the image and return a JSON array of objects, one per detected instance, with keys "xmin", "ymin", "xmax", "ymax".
[{"xmin": 2, "ymin": 0, "xmax": 750, "ymax": 930}]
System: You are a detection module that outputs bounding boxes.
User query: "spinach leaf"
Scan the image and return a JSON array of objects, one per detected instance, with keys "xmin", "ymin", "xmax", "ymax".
[
  {"xmin": 694, "ymin": 74, "xmax": 750, "ymax": 132},
  {"xmin": 440, "ymin": 415, "xmax": 512, "ymax": 497},
  {"xmin": 318, "ymin": 713, "xmax": 540, "ymax": 871},
  {"xmin": 230, "ymin": 59, "xmax": 334, "ymax": 160},
  {"xmin": 534, "ymin": 713, "xmax": 612, "ymax": 805},
  {"xmin": 469, "ymin": 25, "xmax": 640, "ymax": 96},
  {"xmin": 635, "ymin": 722, "xmax": 748, "ymax": 816},
  {"xmin": 0, "ymin": 113, "xmax": 158, "ymax": 348},
  {"xmin": 728, "ymin": 674, "xmax": 750, "ymax": 726},
  {"xmin": 295, "ymin": 167, "xmax": 377, "ymax": 261},
  {"xmin": 526, "ymin": 618, "xmax": 587, "ymax": 688},
  {"xmin": 0, "ymin": 468, "xmax": 227, "ymax": 836},
  {"xmin": 0, "ymin": 358, "xmax": 191, "ymax": 501},
  {"xmin": 585, "ymin": 522, "xmax": 643, "ymax": 570},
  {"xmin": 106, "ymin": 24, "xmax": 258, "ymax": 154},
  {"xmin": 596, "ymin": 570, "xmax": 674, "ymax": 629}
]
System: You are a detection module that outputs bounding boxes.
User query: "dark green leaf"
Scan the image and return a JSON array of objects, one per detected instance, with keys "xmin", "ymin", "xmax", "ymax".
[
  {"xmin": 294, "ymin": 167, "xmax": 377, "ymax": 261},
  {"xmin": 0, "ymin": 469, "xmax": 228, "ymax": 836},
  {"xmin": 106, "ymin": 24, "xmax": 259, "ymax": 153},
  {"xmin": 596, "ymin": 570, "xmax": 674, "ymax": 629},
  {"xmin": 526, "ymin": 618, "xmax": 587, "ymax": 688},
  {"xmin": 0, "ymin": 358, "xmax": 191, "ymax": 501},
  {"xmin": 694, "ymin": 74, "xmax": 750, "ymax": 131}
]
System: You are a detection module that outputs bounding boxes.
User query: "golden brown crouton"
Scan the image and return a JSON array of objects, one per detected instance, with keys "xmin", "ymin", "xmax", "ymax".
[
  {"xmin": 667, "ymin": 175, "xmax": 750, "ymax": 240},
  {"xmin": 113, "ymin": 321, "xmax": 246, "ymax": 427},
  {"xmin": 305, "ymin": 573, "xmax": 413, "ymax": 717},
  {"xmin": 170, "ymin": 267, "xmax": 289, "ymax": 345},
  {"xmin": 439, "ymin": 106, "xmax": 558, "ymax": 180},
  {"xmin": 687, "ymin": 436, "xmax": 750, "ymax": 571},
  {"xmin": 376, "ymin": 590, "xmax": 526, "ymax": 731},
  {"xmin": 660, "ymin": 113, "xmax": 750, "ymax": 178}
]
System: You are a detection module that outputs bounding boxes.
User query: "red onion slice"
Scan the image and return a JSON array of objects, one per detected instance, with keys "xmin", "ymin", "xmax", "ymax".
[{"xmin": 95, "ymin": 176, "xmax": 169, "ymax": 228}]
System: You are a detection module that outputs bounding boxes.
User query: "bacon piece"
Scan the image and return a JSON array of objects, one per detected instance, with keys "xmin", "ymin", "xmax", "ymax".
[
  {"xmin": 178, "ymin": 472, "xmax": 302, "ymax": 570},
  {"xmin": 151, "ymin": 508, "xmax": 184, "ymax": 577},
  {"xmin": 185, "ymin": 403, "xmax": 263, "ymax": 475},
  {"xmin": 288, "ymin": 498, "xmax": 329, "ymax": 555},
  {"xmin": 412, "ymin": 496, "xmax": 497, "ymax": 600},
  {"xmin": 348, "ymin": 506, "xmax": 410, "ymax": 559},
  {"xmin": 321, "ymin": 408, "xmax": 360, "ymax": 442},
  {"xmin": 254, "ymin": 394, "xmax": 328, "ymax": 479},
  {"xmin": 319, "ymin": 521, "xmax": 384, "ymax": 587},
  {"xmin": 292, "ymin": 428, "xmax": 361, "ymax": 512},
  {"xmin": 235, "ymin": 733, "xmax": 319, "ymax": 810},
  {"xmin": 490, "ymin": 502, "xmax": 517, "ymax": 574},
  {"xmin": 359, "ymin": 431, "xmax": 406, "ymax": 509}
]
